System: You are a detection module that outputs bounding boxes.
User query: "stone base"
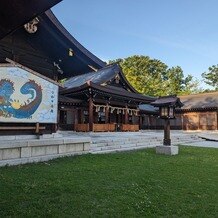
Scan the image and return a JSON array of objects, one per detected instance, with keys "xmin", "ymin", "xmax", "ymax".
[
  {"xmin": 156, "ymin": 145, "xmax": 179, "ymax": 155},
  {"xmin": 0, "ymin": 137, "xmax": 91, "ymax": 167}
]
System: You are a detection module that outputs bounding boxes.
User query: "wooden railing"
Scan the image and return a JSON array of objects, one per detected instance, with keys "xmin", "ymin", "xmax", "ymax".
[
  {"xmin": 121, "ymin": 124, "xmax": 139, "ymax": 132},
  {"xmin": 93, "ymin": 124, "xmax": 116, "ymax": 132},
  {"xmin": 74, "ymin": 124, "xmax": 89, "ymax": 132}
]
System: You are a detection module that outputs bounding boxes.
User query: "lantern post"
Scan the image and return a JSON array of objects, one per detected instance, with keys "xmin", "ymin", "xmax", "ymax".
[{"xmin": 151, "ymin": 96, "xmax": 183, "ymax": 155}]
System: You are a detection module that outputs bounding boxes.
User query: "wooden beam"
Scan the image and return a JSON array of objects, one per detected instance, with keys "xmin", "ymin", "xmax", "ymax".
[{"xmin": 0, "ymin": 126, "xmax": 45, "ymax": 130}]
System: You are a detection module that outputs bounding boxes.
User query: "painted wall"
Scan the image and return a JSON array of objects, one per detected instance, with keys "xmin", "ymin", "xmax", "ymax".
[{"xmin": 0, "ymin": 66, "xmax": 58, "ymax": 123}]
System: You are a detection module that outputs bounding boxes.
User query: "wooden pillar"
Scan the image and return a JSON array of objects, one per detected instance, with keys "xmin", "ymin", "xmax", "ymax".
[
  {"xmin": 124, "ymin": 107, "xmax": 128, "ymax": 124},
  {"xmin": 181, "ymin": 114, "xmax": 184, "ymax": 130},
  {"xmin": 74, "ymin": 109, "xmax": 78, "ymax": 125},
  {"xmin": 217, "ymin": 110, "xmax": 218, "ymax": 130},
  {"xmin": 105, "ymin": 104, "xmax": 109, "ymax": 124},
  {"xmin": 132, "ymin": 114, "xmax": 135, "ymax": 125},
  {"xmin": 78, "ymin": 109, "xmax": 82, "ymax": 124},
  {"xmin": 198, "ymin": 113, "xmax": 200, "ymax": 130},
  {"xmin": 163, "ymin": 119, "xmax": 171, "ymax": 145},
  {"xmin": 89, "ymin": 97, "xmax": 93, "ymax": 131},
  {"xmin": 139, "ymin": 116, "xmax": 143, "ymax": 129}
]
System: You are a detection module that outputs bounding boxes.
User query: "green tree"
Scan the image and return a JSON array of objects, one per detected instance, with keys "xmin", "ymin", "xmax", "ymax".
[
  {"xmin": 109, "ymin": 55, "xmax": 199, "ymax": 96},
  {"xmin": 202, "ymin": 65, "xmax": 218, "ymax": 90}
]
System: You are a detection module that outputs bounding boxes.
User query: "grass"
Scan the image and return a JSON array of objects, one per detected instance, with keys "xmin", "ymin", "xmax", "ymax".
[{"xmin": 0, "ymin": 146, "xmax": 217, "ymax": 217}]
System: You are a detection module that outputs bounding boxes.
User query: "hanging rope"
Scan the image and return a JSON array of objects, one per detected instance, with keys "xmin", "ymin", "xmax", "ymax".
[{"xmin": 93, "ymin": 103, "xmax": 139, "ymax": 115}]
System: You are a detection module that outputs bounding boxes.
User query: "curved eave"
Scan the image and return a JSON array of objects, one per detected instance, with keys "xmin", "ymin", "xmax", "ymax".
[
  {"xmin": 61, "ymin": 82, "xmax": 156, "ymax": 104},
  {"xmin": 45, "ymin": 10, "xmax": 105, "ymax": 68},
  {"xmin": 36, "ymin": 10, "xmax": 106, "ymax": 78},
  {"xmin": 91, "ymin": 83, "xmax": 155, "ymax": 103},
  {"xmin": 0, "ymin": 0, "xmax": 62, "ymax": 40}
]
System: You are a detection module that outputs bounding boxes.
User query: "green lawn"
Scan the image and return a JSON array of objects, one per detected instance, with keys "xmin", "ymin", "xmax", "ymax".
[{"xmin": 0, "ymin": 146, "xmax": 217, "ymax": 217}]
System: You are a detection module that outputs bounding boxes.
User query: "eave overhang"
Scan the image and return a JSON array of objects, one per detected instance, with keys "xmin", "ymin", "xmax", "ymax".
[
  {"xmin": 0, "ymin": 0, "xmax": 62, "ymax": 40},
  {"xmin": 61, "ymin": 82, "xmax": 156, "ymax": 104},
  {"xmin": 151, "ymin": 95, "xmax": 183, "ymax": 108}
]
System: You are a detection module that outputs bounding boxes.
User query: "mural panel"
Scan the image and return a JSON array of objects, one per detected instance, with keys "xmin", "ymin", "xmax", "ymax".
[{"xmin": 0, "ymin": 66, "xmax": 58, "ymax": 123}]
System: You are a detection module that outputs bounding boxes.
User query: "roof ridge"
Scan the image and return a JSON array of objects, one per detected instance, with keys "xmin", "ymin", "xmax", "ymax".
[{"xmin": 180, "ymin": 91, "xmax": 218, "ymax": 98}]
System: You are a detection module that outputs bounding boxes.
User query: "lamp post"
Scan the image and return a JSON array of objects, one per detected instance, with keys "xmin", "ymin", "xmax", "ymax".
[
  {"xmin": 151, "ymin": 96, "xmax": 183, "ymax": 155},
  {"xmin": 159, "ymin": 106, "xmax": 175, "ymax": 146}
]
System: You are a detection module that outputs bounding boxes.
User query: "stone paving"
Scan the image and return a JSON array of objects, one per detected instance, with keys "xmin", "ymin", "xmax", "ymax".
[
  {"xmin": 60, "ymin": 130, "xmax": 218, "ymax": 153},
  {"xmin": 183, "ymin": 131, "xmax": 218, "ymax": 148},
  {"xmin": 183, "ymin": 140, "xmax": 218, "ymax": 148},
  {"xmin": 198, "ymin": 131, "xmax": 218, "ymax": 141}
]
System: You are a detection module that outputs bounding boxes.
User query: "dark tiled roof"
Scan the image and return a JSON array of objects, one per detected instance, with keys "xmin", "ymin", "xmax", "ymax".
[
  {"xmin": 179, "ymin": 92, "xmax": 218, "ymax": 109},
  {"xmin": 62, "ymin": 63, "xmax": 156, "ymax": 104},
  {"xmin": 139, "ymin": 104, "xmax": 157, "ymax": 113},
  {"xmin": 151, "ymin": 95, "xmax": 183, "ymax": 107}
]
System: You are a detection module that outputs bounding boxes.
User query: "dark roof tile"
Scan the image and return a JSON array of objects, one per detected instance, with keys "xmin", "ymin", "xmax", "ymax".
[{"xmin": 179, "ymin": 92, "xmax": 218, "ymax": 109}]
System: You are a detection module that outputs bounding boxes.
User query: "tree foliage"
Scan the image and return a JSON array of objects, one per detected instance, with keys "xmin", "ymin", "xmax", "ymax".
[
  {"xmin": 109, "ymin": 55, "xmax": 199, "ymax": 96},
  {"xmin": 202, "ymin": 65, "xmax": 218, "ymax": 90}
]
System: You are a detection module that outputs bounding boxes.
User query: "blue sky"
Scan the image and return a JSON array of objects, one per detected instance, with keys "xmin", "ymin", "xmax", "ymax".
[{"xmin": 52, "ymin": 0, "xmax": 218, "ymax": 89}]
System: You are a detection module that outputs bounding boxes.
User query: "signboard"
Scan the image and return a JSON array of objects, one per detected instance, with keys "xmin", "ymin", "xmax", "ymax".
[{"xmin": 0, "ymin": 66, "xmax": 58, "ymax": 123}]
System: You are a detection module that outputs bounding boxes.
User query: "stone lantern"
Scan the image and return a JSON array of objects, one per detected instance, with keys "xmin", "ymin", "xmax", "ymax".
[{"xmin": 151, "ymin": 95, "xmax": 183, "ymax": 155}]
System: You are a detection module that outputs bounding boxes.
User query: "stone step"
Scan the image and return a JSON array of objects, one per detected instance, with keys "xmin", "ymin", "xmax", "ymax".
[
  {"xmin": 90, "ymin": 137, "xmax": 205, "ymax": 153},
  {"xmin": 91, "ymin": 138, "xmax": 202, "ymax": 148},
  {"xmin": 91, "ymin": 141, "xmax": 163, "ymax": 151},
  {"xmin": 91, "ymin": 139, "xmax": 163, "ymax": 146},
  {"xmin": 91, "ymin": 139, "xmax": 206, "ymax": 154},
  {"xmin": 92, "ymin": 135, "xmax": 199, "ymax": 142},
  {"xmin": 90, "ymin": 134, "xmax": 206, "ymax": 153},
  {"xmin": 91, "ymin": 144, "xmax": 157, "ymax": 154},
  {"xmin": 92, "ymin": 138, "xmax": 158, "ymax": 144}
]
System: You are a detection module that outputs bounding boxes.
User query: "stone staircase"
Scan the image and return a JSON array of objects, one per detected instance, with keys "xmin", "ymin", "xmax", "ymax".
[{"xmin": 90, "ymin": 132, "xmax": 204, "ymax": 154}]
